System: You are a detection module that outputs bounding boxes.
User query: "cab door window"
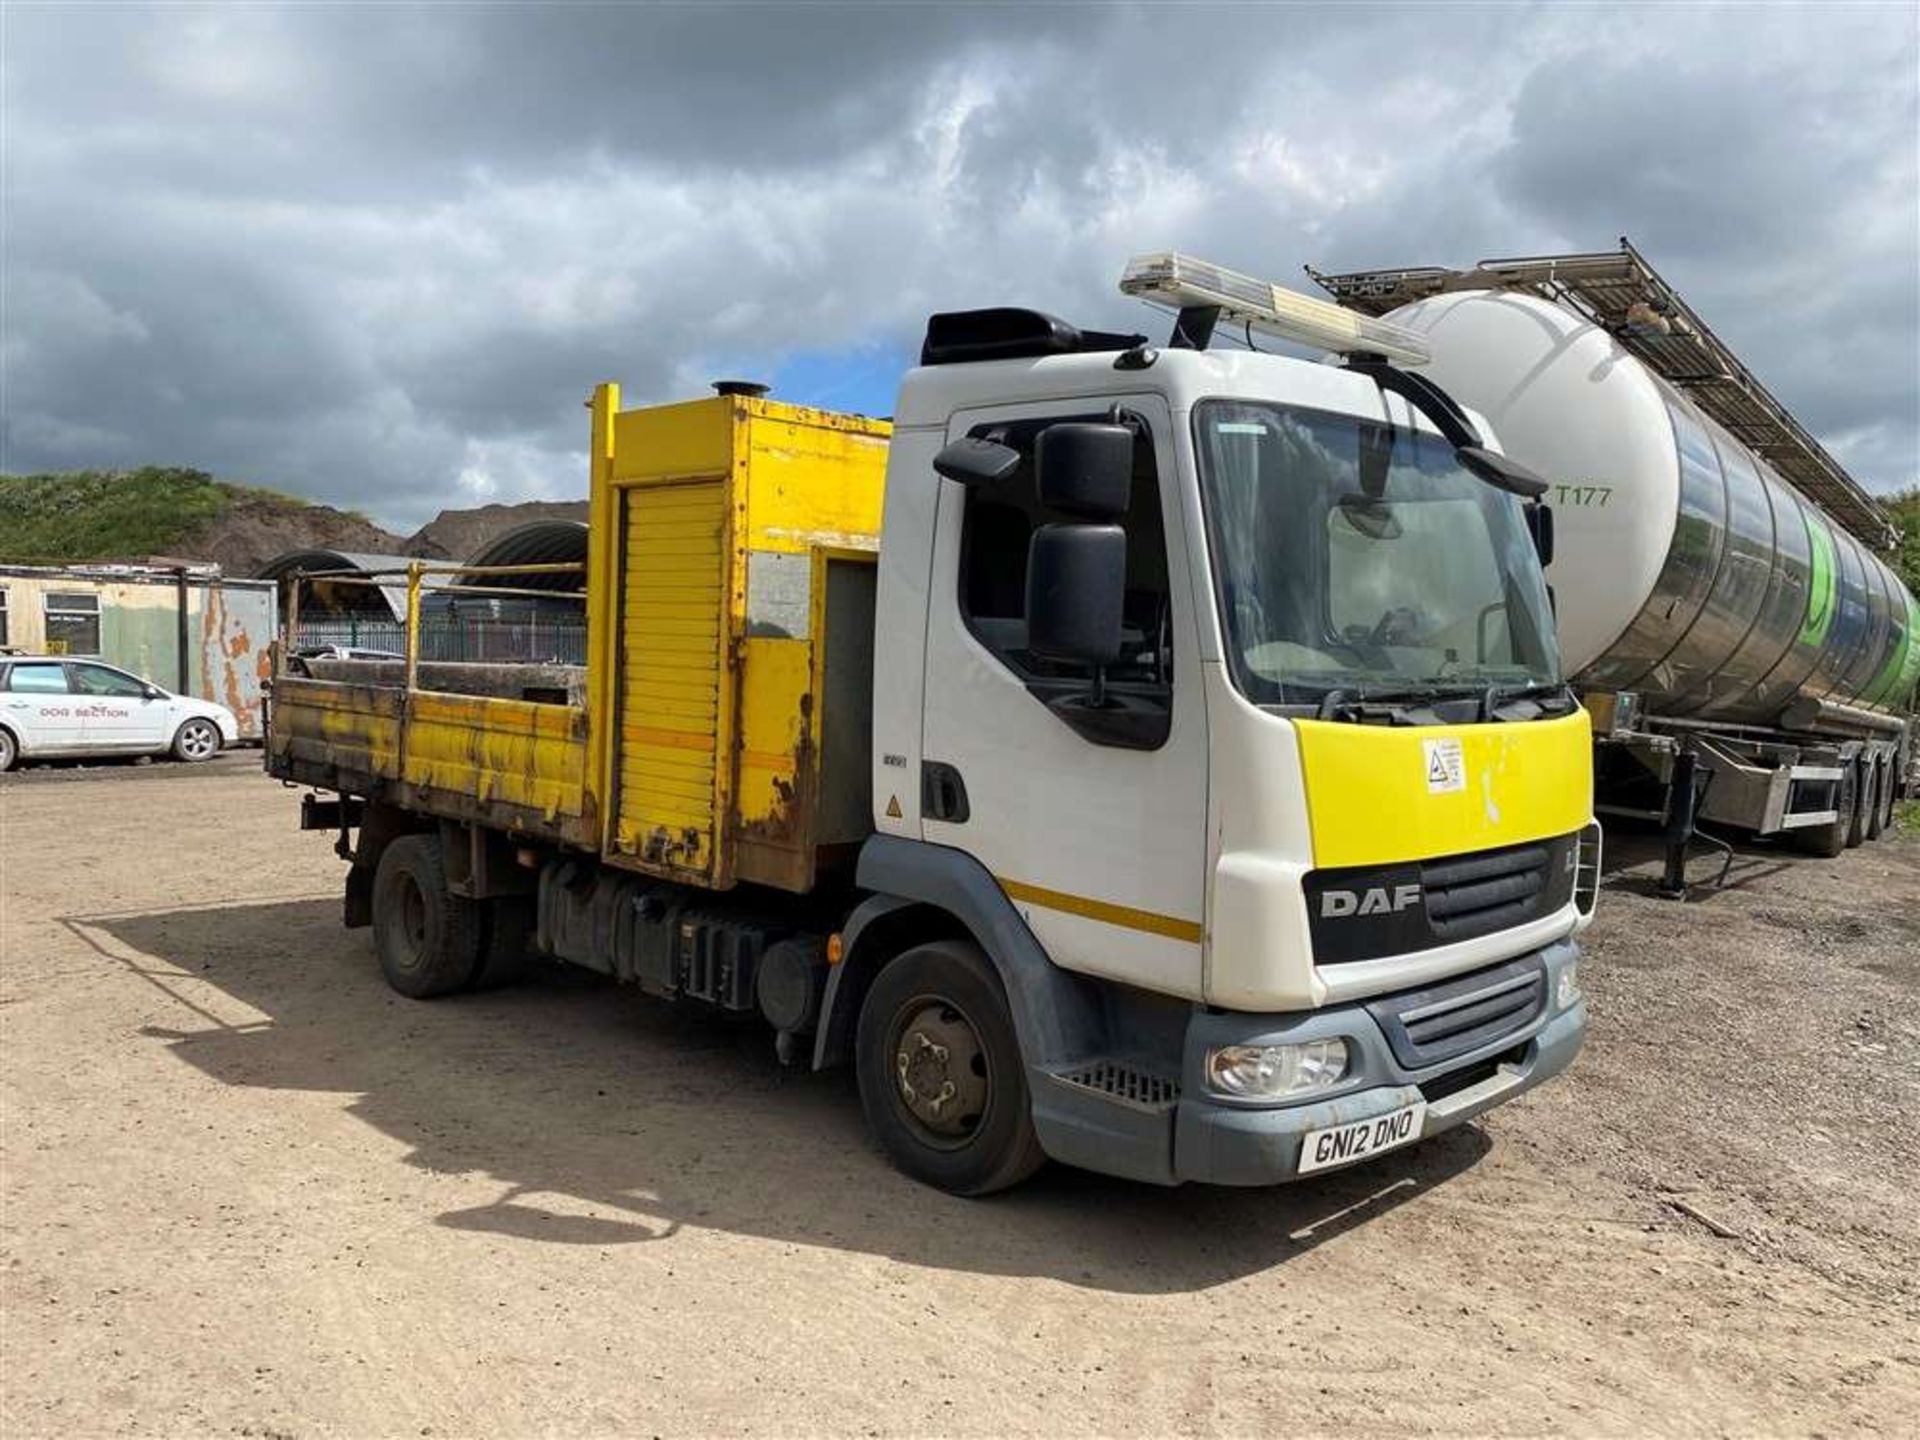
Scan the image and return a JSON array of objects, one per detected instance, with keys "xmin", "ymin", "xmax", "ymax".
[{"xmin": 955, "ymin": 414, "xmax": 1173, "ymax": 745}]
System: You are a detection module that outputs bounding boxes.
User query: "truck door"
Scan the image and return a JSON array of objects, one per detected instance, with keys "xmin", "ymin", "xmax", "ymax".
[
  {"xmin": 918, "ymin": 397, "xmax": 1210, "ymax": 998},
  {"xmin": 2, "ymin": 661, "xmax": 82, "ymax": 754}
]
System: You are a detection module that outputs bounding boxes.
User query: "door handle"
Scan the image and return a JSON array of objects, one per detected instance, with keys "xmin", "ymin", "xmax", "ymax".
[{"xmin": 921, "ymin": 761, "xmax": 970, "ymax": 824}]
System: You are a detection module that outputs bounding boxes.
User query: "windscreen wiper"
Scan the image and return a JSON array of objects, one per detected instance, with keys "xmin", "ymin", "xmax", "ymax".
[{"xmin": 1480, "ymin": 680, "xmax": 1575, "ymax": 720}]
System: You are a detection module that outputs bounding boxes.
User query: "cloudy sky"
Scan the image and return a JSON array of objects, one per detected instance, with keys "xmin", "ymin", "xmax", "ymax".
[{"xmin": 3, "ymin": 2, "xmax": 1915, "ymax": 530}]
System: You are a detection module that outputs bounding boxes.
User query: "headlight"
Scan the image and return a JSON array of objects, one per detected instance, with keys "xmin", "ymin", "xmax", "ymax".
[
  {"xmin": 1205, "ymin": 1038, "xmax": 1350, "ymax": 1099},
  {"xmin": 1556, "ymin": 960, "xmax": 1582, "ymax": 1010}
]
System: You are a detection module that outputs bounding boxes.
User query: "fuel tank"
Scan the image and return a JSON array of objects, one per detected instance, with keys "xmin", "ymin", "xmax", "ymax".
[{"xmin": 1383, "ymin": 290, "xmax": 1920, "ymax": 725}]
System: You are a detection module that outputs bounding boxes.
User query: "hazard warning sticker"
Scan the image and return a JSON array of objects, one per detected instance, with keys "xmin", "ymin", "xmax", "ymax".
[{"xmin": 1423, "ymin": 737, "xmax": 1465, "ymax": 795}]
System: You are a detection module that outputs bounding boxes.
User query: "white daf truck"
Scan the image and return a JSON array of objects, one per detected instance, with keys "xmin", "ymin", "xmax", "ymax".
[{"xmin": 270, "ymin": 254, "xmax": 1598, "ymax": 1194}]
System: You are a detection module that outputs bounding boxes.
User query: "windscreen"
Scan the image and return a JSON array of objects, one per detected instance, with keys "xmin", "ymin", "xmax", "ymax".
[{"xmin": 1194, "ymin": 399, "xmax": 1561, "ymax": 706}]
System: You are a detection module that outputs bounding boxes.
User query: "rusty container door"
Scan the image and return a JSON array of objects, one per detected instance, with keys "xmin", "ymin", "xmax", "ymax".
[{"xmin": 190, "ymin": 580, "xmax": 278, "ymax": 739}]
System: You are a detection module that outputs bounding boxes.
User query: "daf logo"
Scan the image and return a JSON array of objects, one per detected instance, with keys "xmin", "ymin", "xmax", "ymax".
[{"xmin": 1320, "ymin": 884, "xmax": 1422, "ymax": 918}]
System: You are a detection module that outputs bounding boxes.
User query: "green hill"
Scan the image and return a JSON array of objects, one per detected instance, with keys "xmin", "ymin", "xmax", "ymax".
[
  {"xmin": 1, "ymin": 467, "xmax": 281, "ymax": 564},
  {"xmin": 0, "ymin": 467, "xmax": 405, "ymax": 574}
]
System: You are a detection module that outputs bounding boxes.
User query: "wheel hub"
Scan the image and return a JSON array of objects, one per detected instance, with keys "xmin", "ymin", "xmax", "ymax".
[{"xmin": 892, "ymin": 1001, "xmax": 989, "ymax": 1141}]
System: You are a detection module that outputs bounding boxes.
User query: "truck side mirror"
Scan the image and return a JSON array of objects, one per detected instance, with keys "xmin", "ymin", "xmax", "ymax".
[
  {"xmin": 1036, "ymin": 422, "xmax": 1133, "ymax": 519},
  {"xmin": 1026, "ymin": 524, "xmax": 1126, "ymax": 668},
  {"xmin": 1526, "ymin": 501, "xmax": 1555, "ymax": 568},
  {"xmin": 933, "ymin": 436, "xmax": 1021, "ymax": 487}
]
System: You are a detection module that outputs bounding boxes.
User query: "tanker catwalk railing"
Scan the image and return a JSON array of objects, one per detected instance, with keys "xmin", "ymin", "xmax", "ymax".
[{"xmin": 277, "ymin": 560, "xmax": 589, "ymax": 686}]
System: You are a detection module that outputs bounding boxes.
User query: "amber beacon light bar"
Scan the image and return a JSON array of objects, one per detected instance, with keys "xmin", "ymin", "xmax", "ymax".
[{"xmin": 1120, "ymin": 251, "xmax": 1433, "ymax": 366}]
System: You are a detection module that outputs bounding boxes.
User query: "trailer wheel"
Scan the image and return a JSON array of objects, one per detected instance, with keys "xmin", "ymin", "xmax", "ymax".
[
  {"xmin": 372, "ymin": 835, "xmax": 485, "ymax": 999},
  {"xmin": 1845, "ymin": 759, "xmax": 1870, "ymax": 849},
  {"xmin": 1799, "ymin": 762, "xmax": 1857, "ymax": 859},
  {"xmin": 855, "ymin": 940, "xmax": 1046, "ymax": 1196},
  {"xmin": 1864, "ymin": 760, "xmax": 1887, "ymax": 842}
]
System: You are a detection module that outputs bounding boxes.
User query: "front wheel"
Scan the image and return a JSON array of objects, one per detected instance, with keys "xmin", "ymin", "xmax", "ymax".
[
  {"xmin": 172, "ymin": 718, "xmax": 221, "ymax": 763},
  {"xmin": 855, "ymin": 940, "xmax": 1045, "ymax": 1196}
]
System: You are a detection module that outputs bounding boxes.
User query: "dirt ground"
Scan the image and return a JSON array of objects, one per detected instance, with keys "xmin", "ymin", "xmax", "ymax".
[{"xmin": 3, "ymin": 756, "xmax": 1916, "ymax": 1437}]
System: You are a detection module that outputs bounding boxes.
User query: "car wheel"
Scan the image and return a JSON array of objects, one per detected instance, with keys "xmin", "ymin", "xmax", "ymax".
[
  {"xmin": 172, "ymin": 718, "xmax": 222, "ymax": 763},
  {"xmin": 855, "ymin": 939, "xmax": 1046, "ymax": 1196},
  {"xmin": 371, "ymin": 835, "xmax": 485, "ymax": 999},
  {"xmin": 0, "ymin": 727, "xmax": 16, "ymax": 773}
]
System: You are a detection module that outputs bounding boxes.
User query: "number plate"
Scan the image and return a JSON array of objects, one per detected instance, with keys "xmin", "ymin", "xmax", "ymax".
[{"xmin": 1297, "ymin": 1101, "xmax": 1427, "ymax": 1175}]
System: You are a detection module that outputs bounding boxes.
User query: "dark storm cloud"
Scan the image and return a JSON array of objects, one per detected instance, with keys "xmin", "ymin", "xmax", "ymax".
[{"xmin": 2, "ymin": 2, "xmax": 1914, "ymax": 529}]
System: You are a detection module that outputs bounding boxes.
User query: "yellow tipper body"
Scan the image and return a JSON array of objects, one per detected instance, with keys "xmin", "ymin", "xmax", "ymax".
[{"xmin": 270, "ymin": 387, "xmax": 889, "ymax": 895}]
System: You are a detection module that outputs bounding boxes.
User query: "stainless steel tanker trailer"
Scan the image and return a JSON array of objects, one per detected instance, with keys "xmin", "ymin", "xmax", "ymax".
[{"xmin": 1314, "ymin": 241, "xmax": 1916, "ymax": 895}]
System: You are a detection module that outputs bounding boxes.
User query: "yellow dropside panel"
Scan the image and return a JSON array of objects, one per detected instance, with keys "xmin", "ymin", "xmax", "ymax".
[
  {"xmin": 400, "ymin": 692, "xmax": 587, "ymax": 822},
  {"xmin": 1294, "ymin": 709, "xmax": 1593, "ymax": 868},
  {"xmin": 615, "ymin": 477, "xmax": 728, "ymax": 876}
]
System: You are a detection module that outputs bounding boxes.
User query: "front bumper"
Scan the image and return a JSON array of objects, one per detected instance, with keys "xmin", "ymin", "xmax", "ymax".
[
  {"xmin": 1027, "ymin": 938, "xmax": 1585, "ymax": 1187},
  {"xmin": 1174, "ymin": 939, "xmax": 1584, "ymax": 1184}
]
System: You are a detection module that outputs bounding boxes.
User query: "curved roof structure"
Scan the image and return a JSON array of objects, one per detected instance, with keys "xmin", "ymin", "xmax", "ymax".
[
  {"xmin": 456, "ymin": 520, "xmax": 587, "ymax": 593},
  {"xmin": 254, "ymin": 549, "xmax": 449, "ymax": 619}
]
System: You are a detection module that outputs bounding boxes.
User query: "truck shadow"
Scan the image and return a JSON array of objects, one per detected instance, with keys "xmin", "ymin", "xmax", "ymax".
[{"xmin": 63, "ymin": 897, "xmax": 1491, "ymax": 1296}]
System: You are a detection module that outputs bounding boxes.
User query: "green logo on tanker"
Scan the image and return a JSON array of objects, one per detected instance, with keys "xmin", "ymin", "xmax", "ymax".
[{"xmin": 1799, "ymin": 514, "xmax": 1837, "ymax": 647}]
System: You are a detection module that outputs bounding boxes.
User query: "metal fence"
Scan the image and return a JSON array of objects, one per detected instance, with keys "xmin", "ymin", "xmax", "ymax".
[{"xmin": 296, "ymin": 614, "xmax": 587, "ymax": 665}]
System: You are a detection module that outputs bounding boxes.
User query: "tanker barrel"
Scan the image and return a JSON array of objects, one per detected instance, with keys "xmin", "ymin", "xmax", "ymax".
[{"xmin": 1378, "ymin": 290, "xmax": 1919, "ymax": 729}]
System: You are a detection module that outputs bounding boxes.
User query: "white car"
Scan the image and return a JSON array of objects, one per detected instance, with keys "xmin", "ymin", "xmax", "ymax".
[{"xmin": 0, "ymin": 656, "xmax": 239, "ymax": 771}]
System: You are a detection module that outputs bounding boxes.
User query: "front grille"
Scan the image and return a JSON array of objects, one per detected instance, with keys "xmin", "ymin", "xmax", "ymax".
[
  {"xmin": 1051, "ymin": 1060, "xmax": 1180, "ymax": 1112},
  {"xmin": 1365, "ymin": 957, "xmax": 1547, "ymax": 1070},
  {"xmin": 1305, "ymin": 833, "xmax": 1577, "ymax": 965},
  {"xmin": 1423, "ymin": 843, "xmax": 1550, "ymax": 943},
  {"xmin": 1418, "ymin": 1043, "xmax": 1528, "ymax": 1103}
]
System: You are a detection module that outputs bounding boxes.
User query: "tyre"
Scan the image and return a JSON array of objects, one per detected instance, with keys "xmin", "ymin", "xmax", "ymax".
[
  {"xmin": 470, "ymin": 896, "xmax": 535, "ymax": 991},
  {"xmin": 855, "ymin": 940, "xmax": 1046, "ymax": 1196},
  {"xmin": 0, "ymin": 727, "xmax": 16, "ymax": 773},
  {"xmin": 1864, "ymin": 761, "xmax": 1886, "ymax": 842},
  {"xmin": 1844, "ymin": 759, "xmax": 1869, "ymax": 849},
  {"xmin": 371, "ymin": 835, "xmax": 485, "ymax": 998},
  {"xmin": 172, "ymin": 718, "xmax": 222, "ymax": 763},
  {"xmin": 1799, "ymin": 761, "xmax": 1856, "ymax": 859}
]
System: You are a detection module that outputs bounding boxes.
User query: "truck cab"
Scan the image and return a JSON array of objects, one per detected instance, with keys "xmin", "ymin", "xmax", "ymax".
[{"xmin": 848, "ymin": 280, "xmax": 1595, "ymax": 1188}]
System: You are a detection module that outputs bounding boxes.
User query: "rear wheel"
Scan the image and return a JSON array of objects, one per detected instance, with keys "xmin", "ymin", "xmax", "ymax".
[
  {"xmin": 0, "ymin": 727, "xmax": 15, "ymax": 773},
  {"xmin": 172, "ymin": 718, "xmax": 221, "ymax": 763},
  {"xmin": 372, "ymin": 835, "xmax": 485, "ymax": 998},
  {"xmin": 855, "ymin": 940, "xmax": 1045, "ymax": 1196},
  {"xmin": 1799, "ymin": 761, "xmax": 1857, "ymax": 859},
  {"xmin": 470, "ymin": 896, "xmax": 535, "ymax": 991},
  {"xmin": 1845, "ymin": 758, "xmax": 1870, "ymax": 849}
]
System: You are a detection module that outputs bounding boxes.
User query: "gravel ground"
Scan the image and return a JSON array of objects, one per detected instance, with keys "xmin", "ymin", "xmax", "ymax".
[{"xmin": 2, "ymin": 758, "xmax": 1915, "ymax": 1436}]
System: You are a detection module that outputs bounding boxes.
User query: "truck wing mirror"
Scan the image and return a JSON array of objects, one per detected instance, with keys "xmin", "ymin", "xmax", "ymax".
[
  {"xmin": 1027, "ymin": 524, "xmax": 1126, "ymax": 666},
  {"xmin": 1024, "ymin": 523, "xmax": 1170, "ymax": 751},
  {"xmin": 1457, "ymin": 445, "xmax": 1550, "ymax": 500},
  {"xmin": 933, "ymin": 436, "xmax": 1021, "ymax": 487},
  {"xmin": 1036, "ymin": 422, "xmax": 1133, "ymax": 519}
]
